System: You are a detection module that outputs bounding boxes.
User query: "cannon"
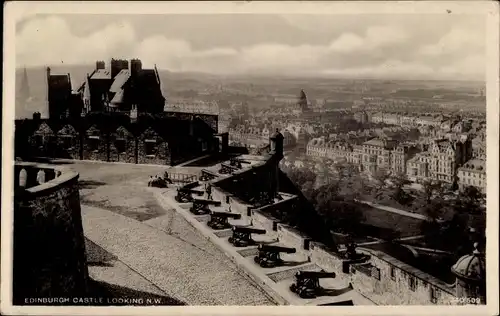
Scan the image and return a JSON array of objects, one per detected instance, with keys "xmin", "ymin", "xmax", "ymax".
[
  {"xmin": 228, "ymin": 225, "xmax": 266, "ymax": 247},
  {"xmin": 229, "ymin": 158, "xmax": 251, "ymax": 169},
  {"xmin": 207, "ymin": 211, "xmax": 242, "ymax": 230},
  {"xmin": 254, "ymin": 244, "xmax": 296, "ymax": 268},
  {"xmin": 290, "ymin": 270, "xmax": 337, "ymax": 299},
  {"xmin": 189, "ymin": 198, "xmax": 222, "ymax": 215},
  {"xmin": 175, "ymin": 187, "xmax": 204, "ymax": 203},
  {"xmin": 200, "ymin": 170, "xmax": 218, "ymax": 182},
  {"xmin": 219, "ymin": 163, "xmax": 236, "ymax": 175}
]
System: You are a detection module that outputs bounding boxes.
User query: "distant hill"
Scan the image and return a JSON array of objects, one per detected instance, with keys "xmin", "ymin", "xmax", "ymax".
[{"xmin": 14, "ymin": 64, "xmax": 486, "ymax": 119}]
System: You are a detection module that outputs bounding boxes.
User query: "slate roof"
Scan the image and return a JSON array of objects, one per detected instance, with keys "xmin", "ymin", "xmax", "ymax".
[
  {"xmin": 109, "ymin": 70, "xmax": 131, "ymax": 93},
  {"xmin": 110, "ymin": 89, "xmax": 125, "ymax": 106},
  {"xmin": 459, "ymin": 159, "xmax": 485, "ymax": 172},
  {"xmin": 90, "ymin": 69, "xmax": 112, "ymax": 80}
]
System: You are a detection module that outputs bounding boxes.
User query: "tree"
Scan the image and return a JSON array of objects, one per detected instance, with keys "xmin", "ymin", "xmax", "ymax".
[
  {"xmin": 285, "ymin": 167, "xmax": 317, "ymax": 190},
  {"xmin": 422, "ymin": 180, "xmax": 444, "ymax": 204},
  {"xmin": 372, "ymin": 167, "xmax": 390, "ymax": 197},
  {"xmin": 453, "ymin": 186, "xmax": 485, "ymax": 215},
  {"xmin": 391, "ymin": 173, "xmax": 413, "ymax": 205}
]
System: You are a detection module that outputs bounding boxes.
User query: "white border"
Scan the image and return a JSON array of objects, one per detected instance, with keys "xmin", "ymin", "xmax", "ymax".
[{"xmin": 2, "ymin": 1, "xmax": 499, "ymax": 316}]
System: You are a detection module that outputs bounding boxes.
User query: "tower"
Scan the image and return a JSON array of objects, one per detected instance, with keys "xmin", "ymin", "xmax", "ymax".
[
  {"xmin": 269, "ymin": 129, "xmax": 284, "ymax": 197},
  {"xmin": 298, "ymin": 89, "xmax": 308, "ymax": 112},
  {"xmin": 451, "ymin": 242, "xmax": 486, "ymax": 304}
]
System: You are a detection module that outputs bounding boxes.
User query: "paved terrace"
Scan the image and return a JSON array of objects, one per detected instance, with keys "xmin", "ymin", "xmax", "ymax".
[{"xmin": 63, "ymin": 161, "xmax": 276, "ymax": 305}]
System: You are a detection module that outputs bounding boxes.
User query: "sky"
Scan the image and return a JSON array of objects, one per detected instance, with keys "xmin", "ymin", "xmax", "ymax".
[{"xmin": 15, "ymin": 13, "xmax": 486, "ymax": 80}]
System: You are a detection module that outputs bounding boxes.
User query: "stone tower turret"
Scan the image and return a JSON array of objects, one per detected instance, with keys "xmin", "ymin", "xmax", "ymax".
[{"xmin": 451, "ymin": 242, "xmax": 486, "ymax": 304}]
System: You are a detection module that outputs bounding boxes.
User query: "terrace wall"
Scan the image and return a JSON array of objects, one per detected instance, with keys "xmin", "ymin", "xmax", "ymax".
[
  {"xmin": 232, "ymin": 199, "xmax": 459, "ymax": 305},
  {"xmin": 13, "ymin": 162, "xmax": 89, "ymax": 304}
]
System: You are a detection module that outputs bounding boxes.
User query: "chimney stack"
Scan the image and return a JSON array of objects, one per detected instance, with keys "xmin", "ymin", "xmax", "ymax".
[{"xmin": 96, "ymin": 61, "xmax": 105, "ymax": 70}]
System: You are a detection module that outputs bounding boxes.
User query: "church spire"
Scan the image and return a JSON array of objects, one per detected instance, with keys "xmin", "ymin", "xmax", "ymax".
[{"xmin": 18, "ymin": 66, "xmax": 30, "ymax": 101}]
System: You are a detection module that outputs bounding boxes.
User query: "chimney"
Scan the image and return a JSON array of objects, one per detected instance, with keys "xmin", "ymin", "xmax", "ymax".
[
  {"xmin": 130, "ymin": 59, "xmax": 142, "ymax": 77},
  {"xmin": 96, "ymin": 61, "xmax": 105, "ymax": 70},
  {"xmin": 130, "ymin": 104, "xmax": 138, "ymax": 123},
  {"xmin": 33, "ymin": 112, "xmax": 41, "ymax": 121}
]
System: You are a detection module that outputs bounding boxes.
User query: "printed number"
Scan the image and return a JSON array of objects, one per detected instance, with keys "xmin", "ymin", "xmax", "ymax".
[{"xmin": 452, "ymin": 297, "xmax": 481, "ymax": 304}]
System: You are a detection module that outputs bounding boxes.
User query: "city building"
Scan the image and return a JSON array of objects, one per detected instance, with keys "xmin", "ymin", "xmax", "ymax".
[
  {"xmin": 406, "ymin": 137, "xmax": 471, "ymax": 185},
  {"xmin": 457, "ymin": 159, "xmax": 486, "ymax": 193},
  {"xmin": 353, "ymin": 111, "xmax": 369, "ymax": 124},
  {"xmin": 361, "ymin": 138, "xmax": 398, "ymax": 173}
]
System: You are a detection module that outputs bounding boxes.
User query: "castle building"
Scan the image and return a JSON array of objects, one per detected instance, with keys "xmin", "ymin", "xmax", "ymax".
[
  {"xmin": 15, "ymin": 58, "xmax": 221, "ymax": 166},
  {"xmin": 76, "ymin": 59, "xmax": 165, "ymax": 115}
]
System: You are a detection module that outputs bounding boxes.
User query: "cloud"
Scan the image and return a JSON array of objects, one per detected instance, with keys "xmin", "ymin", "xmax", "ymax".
[
  {"xmin": 16, "ymin": 15, "xmax": 486, "ymax": 80},
  {"xmin": 419, "ymin": 27, "xmax": 485, "ymax": 57}
]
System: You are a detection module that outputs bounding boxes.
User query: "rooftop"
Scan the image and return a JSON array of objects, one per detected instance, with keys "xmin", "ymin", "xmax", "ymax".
[{"xmin": 459, "ymin": 159, "xmax": 485, "ymax": 172}]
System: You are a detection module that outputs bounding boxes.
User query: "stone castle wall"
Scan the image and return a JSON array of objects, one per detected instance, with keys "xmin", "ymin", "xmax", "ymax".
[
  {"xmin": 109, "ymin": 136, "xmax": 137, "ymax": 164},
  {"xmin": 13, "ymin": 163, "xmax": 89, "ymax": 304},
  {"xmin": 137, "ymin": 139, "xmax": 171, "ymax": 165}
]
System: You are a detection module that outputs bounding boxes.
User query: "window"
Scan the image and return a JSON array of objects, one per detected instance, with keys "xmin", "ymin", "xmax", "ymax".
[
  {"xmin": 61, "ymin": 136, "xmax": 74, "ymax": 149},
  {"xmin": 88, "ymin": 137, "xmax": 99, "ymax": 152},
  {"xmin": 34, "ymin": 135, "xmax": 43, "ymax": 148},
  {"xmin": 115, "ymin": 138, "xmax": 126, "ymax": 153},
  {"xmin": 390, "ymin": 266, "xmax": 396, "ymax": 280},
  {"xmin": 409, "ymin": 275, "xmax": 417, "ymax": 291},
  {"xmin": 144, "ymin": 140, "xmax": 156, "ymax": 156}
]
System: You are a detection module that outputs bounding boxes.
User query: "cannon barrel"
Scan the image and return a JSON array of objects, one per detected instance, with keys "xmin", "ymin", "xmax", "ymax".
[
  {"xmin": 231, "ymin": 158, "xmax": 251, "ymax": 164},
  {"xmin": 258, "ymin": 244, "xmax": 296, "ymax": 254},
  {"xmin": 179, "ymin": 188, "xmax": 204, "ymax": 194},
  {"xmin": 211, "ymin": 211, "xmax": 242, "ymax": 219},
  {"xmin": 193, "ymin": 198, "xmax": 222, "ymax": 206},
  {"xmin": 296, "ymin": 271, "xmax": 336, "ymax": 279},
  {"xmin": 232, "ymin": 226, "xmax": 266, "ymax": 234},
  {"xmin": 182, "ymin": 181, "xmax": 200, "ymax": 189}
]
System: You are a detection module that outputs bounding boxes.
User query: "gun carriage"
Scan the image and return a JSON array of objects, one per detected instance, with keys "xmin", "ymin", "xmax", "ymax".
[
  {"xmin": 228, "ymin": 225, "xmax": 266, "ymax": 247},
  {"xmin": 200, "ymin": 170, "xmax": 218, "ymax": 182},
  {"xmin": 229, "ymin": 158, "xmax": 251, "ymax": 169},
  {"xmin": 207, "ymin": 211, "xmax": 242, "ymax": 230},
  {"xmin": 189, "ymin": 198, "xmax": 222, "ymax": 215},
  {"xmin": 219, "ymin": 163, "xmax": 238, "ymax": 175},
  {"xmin": 290, "ymin": 271, "xmax": 336, "ymax": 299},
  {"xmin": 254, "ymin": 244, "xmax": 296, "ymax": 268}
]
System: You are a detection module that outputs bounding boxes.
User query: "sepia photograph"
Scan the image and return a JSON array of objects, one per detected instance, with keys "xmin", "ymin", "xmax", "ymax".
[{"xmin": 2, "ymin": 1, "xmax": 499, "ymax": 315}]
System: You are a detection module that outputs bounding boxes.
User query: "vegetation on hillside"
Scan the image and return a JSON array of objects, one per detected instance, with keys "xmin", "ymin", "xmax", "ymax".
[{"xmin": 283, "ymin": 163, "xmax": 486, "ymax": 252}]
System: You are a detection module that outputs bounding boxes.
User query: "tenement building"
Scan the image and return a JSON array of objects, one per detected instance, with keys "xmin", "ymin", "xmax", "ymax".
[
  {"xmin": 15, "ymin": 59, "xmax": 221, "ymax": 166},
  {"xmin": 457, "ymin": 159, "xmax": 486, "ymax": 193},
  {"xmin": 406, "ymin": 136, "xmax": 472, "ymax": 185}
]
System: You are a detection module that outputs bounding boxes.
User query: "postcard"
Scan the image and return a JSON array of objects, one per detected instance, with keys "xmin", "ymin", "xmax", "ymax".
[{"xmin": 2, "ymin": 1, "xmax": 499, "ymax": 315}]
